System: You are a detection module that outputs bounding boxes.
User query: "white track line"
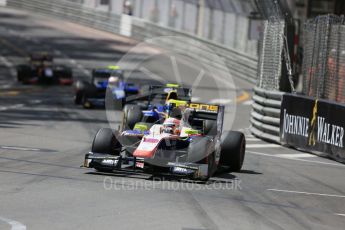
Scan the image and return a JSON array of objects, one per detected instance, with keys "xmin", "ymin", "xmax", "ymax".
[
  {"xmin": 246, "ymin": 144, "xmax": 281, "ymax": 148},
  {"xmin": 0, "ymin": 104, "xmax": 24, "ymax": 111},
  {"xmin": 267, "ymin": 189, "xmax": 345, "ymax": 198},
  {"xmin": 29, "ymin": 99, "xmax": 42, "ymax": 104},
  {"xmin": 276, "ymin": 153, "xmax": 316, "ymax": 158},
  {"xmin": 0, "ymin": 56, "xmax": 13, "ymax": 67},
  {"xmin": 248, "ymin": 150, "xmax": 345, "ymax": 167},
  {"xmin": 335, "ymin": 213, "xmax": 345, "ymax": 217},
  {"xmin": 0, "ymin": 56, "xmax": 16, "ymax": 77},
  {"xmin": 191, "ymin": 97, "xmax": 201, "ymax": 102},
  {"xmin": 246, "ymin": 137, "xmax": 261, "ymax": 141},
  {"xmin": 242, "ymin": 100, "xmax": 253, "ymax": 105},
  {"xmin": 208, "ymin": 98, "xmax": 232, "ymax": 104},
  {"xmin": 0, "ymin": 216, "xmax": 26, "ymax": 230},
  {"xmin": 0, "ymin": 146, "xmax": 41, "ymax": 151}
]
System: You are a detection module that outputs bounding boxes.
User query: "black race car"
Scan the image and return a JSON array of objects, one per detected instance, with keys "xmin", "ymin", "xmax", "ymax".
[{"xmin": 17, "ymin": 52, "xmax": 73, "ymax": 85}]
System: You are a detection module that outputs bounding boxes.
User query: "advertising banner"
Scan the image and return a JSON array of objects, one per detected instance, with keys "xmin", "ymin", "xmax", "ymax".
[{"xmin": 280, "ymin": 94, "xmax": 345, "ymax": 162}]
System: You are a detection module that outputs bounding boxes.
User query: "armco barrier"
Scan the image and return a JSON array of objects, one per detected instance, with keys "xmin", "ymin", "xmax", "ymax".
[
  {"xmin": 6, "ymin": 0, "xmax": 258, "ymax": 84},
  {"xmin": 250, "ymin": 87, "xmax": 283, "ymax": 143}
]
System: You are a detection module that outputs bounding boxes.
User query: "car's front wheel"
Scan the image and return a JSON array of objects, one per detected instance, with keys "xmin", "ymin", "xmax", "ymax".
[
  {"xmin": 91, "ymin": 128, "xmax": 121, "ymax": 172},
  {"xmin": 92, "ymin": 128, "xmax": 121, "ymax": 154}
]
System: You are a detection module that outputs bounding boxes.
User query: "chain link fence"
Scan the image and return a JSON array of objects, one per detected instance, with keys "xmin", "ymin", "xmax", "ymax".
[
  {"xmin": 255, "ymin": 0, "xmax": 283, "ymax": 20},
  {"xmin": 302, "ymin": 15, "xmax": 345, "ymax": 103},
  {"xmin": 255, "ymin": 0, "xmax": 286, "ymax": 91},
  {"xmin": 256, "ymin": 19, "xmax": 285, "ymax": 90}
]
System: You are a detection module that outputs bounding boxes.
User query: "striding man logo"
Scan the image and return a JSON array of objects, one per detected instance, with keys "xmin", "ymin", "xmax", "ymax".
[{"xmin": 308, "ymin": 100, "xmax": 318, "ymax": 146}]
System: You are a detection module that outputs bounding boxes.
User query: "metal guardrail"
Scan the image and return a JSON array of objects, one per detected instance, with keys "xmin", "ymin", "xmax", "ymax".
[
  {"xmin": 7, "ymin": 0, "xmax": 258, "ymax": 83},
  {"xmin": 250, "ymin": 87, "xmax": 283, "ymax": 143}
]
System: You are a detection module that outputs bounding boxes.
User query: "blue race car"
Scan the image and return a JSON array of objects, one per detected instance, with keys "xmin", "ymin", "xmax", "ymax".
[
  {"xmin": 121, "ymin": 84, "xmax": 192, "ymax": 131},
  {"xmin": 74, "ymin": 66, "xmax": 139, "ymax": 108}
]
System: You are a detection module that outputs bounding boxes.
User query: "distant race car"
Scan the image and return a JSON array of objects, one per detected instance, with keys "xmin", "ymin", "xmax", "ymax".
[
  {"xmin": 74, "ymin": 66, "xmax": 139, "ymax": 108},
  {"xmin": 17, "ymin": 52, "xmax": 73, "ymax": 85},
  {"xmin": 83, "ymin": 101, "xmax": 246, "ymax": 181},
  {"xmin": 121, "ymin": 84, "xmax": 192, "ymax": 130}
]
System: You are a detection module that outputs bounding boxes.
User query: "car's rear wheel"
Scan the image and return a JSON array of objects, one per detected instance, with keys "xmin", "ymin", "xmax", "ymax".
[
  {"xmin": 17, "ymin": 65, "xmax": 31, "ymax": 83},
  {"xmin": 82, "ymin": 93, "xmax": 93, "ymax": 109},
  {"xmin": 219, "ymin": 131, "xmax": 245, "ymax": 172},
  {"xmin": 75, "ymin": 81, "xmax": 94, "ymax": 108},
  {"xmin": 75, "ymin": 90, "xmax": 83, "ymax": 104},
  {"xmin": 54, "ymin": 67, "xmax": 72, "ymax": 79}
]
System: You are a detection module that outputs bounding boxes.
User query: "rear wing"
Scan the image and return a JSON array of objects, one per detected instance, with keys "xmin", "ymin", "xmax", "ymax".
[
  {"xmin": 189, "ymin": 103, "xmax": 222, "ymax": 120},
  {"xmin": 188, "ymin": 103, "xmax": 224, "ymax": 135}
]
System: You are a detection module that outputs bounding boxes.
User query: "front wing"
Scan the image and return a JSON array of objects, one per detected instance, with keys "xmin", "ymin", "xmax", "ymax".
[{"xmin": 83, "ymin": 152, "xmax": 209, "ymax": 180}]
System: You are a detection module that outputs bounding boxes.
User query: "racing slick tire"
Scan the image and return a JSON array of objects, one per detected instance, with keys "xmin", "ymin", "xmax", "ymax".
[
  {"xmin": 82, "ymin": 93, "xmax": 93, "ymax": 109},
  {"xmin": 74, "ymin": 81, "xmax": 90, "ymax": 104},
  {"xmin": 92, "ymin": 128, "xmax": 121, "ymax": 172},
  {"xmin": 54, "ymin": 67, "xmax": 73, "ymax": 85},
  {"xmin": 74, "ymin": 81, "xmax": 95, "ymax": 107},
  {"xmin": 17, "ymin": 65, "xmax": 31, "ymax": 83},
  {"xmin": 81, "ymin": 85, "xmax": 97, "ymax": 109},
  {"xmin": 219, "ymin": 131, "xmax": 245, "ymax": 172},
  {"xmin": 75, "ymin": 90, "xmax": 83, "ymax": 105},
  {"xmin": 92, "ymin": 128, "xmax": 121, "ymax": 155},
  {"xmin": 122, "ymin": 104, "xmax": 142, "ymax": 131}
]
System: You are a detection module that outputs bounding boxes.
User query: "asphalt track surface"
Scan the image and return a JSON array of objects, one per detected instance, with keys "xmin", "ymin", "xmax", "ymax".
[{"xmin": 0, "ymin": 7, "xmax": 345, "ymax": 230}]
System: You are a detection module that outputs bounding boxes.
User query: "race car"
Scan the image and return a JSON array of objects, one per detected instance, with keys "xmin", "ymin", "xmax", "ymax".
[
  {"xmin": 17, "ymin": 52, "xmax": 73, "ymax": 85},
  {"xmin": 120, "ymin": 84, "xmax": 193, "ymax": 131},
  {"xmin": 83, "ymin": 102, "xmax": 246, "ymax": 181},
  {"xmin": 74, "ymin": 66, "xmax": 139, "ymax": 108}
]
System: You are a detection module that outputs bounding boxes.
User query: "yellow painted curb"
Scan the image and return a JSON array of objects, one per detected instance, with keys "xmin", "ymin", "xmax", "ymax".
[{"xmin": 236, "ymin": 91, "xmax": 250, "ymax": 103}]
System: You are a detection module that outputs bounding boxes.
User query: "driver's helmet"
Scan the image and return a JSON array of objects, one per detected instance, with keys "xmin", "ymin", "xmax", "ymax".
[
  {"xmin": 108, "ymin": 76, "xmax": 119, "ymax": 86},
  {"xmin": 162, "ymin": 118, "xmax": 180, "ymax": 134}
]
